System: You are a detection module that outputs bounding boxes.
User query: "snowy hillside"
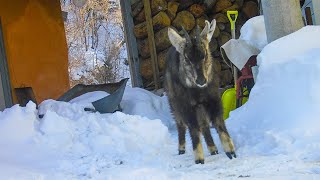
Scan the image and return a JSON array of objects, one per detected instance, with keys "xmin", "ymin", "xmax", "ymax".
[
  {"xmin": 1, "ymin": 18, "xmax": 320, "ymax": 179},
  {"xmin": 61, "ymin": 0, "xmax": 130, "ymax": 86}
]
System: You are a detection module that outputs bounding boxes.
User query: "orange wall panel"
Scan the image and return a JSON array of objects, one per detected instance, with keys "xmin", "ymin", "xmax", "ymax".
[{"xmin": 0, "ymin": 0, "xmax": 70, "ymax": 103}]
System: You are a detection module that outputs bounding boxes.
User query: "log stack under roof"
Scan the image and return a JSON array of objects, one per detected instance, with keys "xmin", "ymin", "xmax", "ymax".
[{"xmin": 131, "ymin": 0, "xmax": 259, "ymax": 89}]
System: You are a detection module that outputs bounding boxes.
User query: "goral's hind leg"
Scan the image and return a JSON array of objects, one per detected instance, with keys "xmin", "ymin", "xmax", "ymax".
[
  {"xmin": 176, "ymin": 121, "xmax": 186, "ymax": 155},
  {"xmin": 196, "ymin": 105, "xmax": 218, "ymax": 155},
  {"xmin": 213, "ymin": 114, "xmax": 236, "ymax": 159},
  {"xmin": 202, "ymin": 125, "xmax": 218, "ymax": 155}
]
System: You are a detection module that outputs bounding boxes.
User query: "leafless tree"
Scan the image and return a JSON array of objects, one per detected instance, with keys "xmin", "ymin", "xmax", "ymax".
[{"xmin": 61, "ymin": 0, "xmax": 128, "ymax": 87}]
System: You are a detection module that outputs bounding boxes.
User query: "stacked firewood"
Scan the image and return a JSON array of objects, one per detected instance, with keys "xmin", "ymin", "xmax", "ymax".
[{"xmin": 131, "ymin": 0, "xmax": 259, "ymax": 89}]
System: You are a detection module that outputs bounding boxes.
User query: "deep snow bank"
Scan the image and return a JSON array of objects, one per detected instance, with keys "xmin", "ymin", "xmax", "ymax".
[
  {"xmin": 227, "ymin": 26, "xmax": 320, "ymax": 160},
  {"xmin": 121, "ymin": 87, "xmax": 175, "ymax": 129},
  {"xmin": 239, "ymin": 15, "xmax": 267, "ymax": 50},
  {"xmin": 0, "ymin": 88, "xmax": 173, "ymax": 178}
]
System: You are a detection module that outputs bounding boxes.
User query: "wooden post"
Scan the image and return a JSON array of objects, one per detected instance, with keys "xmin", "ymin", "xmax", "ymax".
[
  {"xmin": 143, "ymin": 0, "xmax": 160, "ymax": 89},
  {"xmin": 305, "ymin": 7, "xmax": 313, "ymax": 25},
  {"xmin": 0, "ymin": 18, "xmax": 13, "ymax": 109},
  {"xmin": 261, "ymin": 0, "xmax": 304, "ymax": 43},
  {"xmin": 120, "ymin": 0, "xmax": 143, "ymax": 87}
]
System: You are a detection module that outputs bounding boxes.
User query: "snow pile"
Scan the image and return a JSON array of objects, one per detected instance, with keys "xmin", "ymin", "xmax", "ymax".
[
  {"xmin": 0, "ymin": 88, "xmax": 173, "ymax": 179},
  {"xmin": 240, "ymin": 15, "xmax": 268, "ymax": 50},
  {"xmin": 228, "ymin": 26, "xmax": 320, "ymax": 160},
  {"xmin": 0, "ymin": 102, "xmax": 37, "ymax": 145},
  {"xmin": 69, "ymin": 91, "xmax": 109, "ymax": 104},
  {"xmin": 121, "ymin": 87, "xmax": 175, "ymax": 130},
  {"xmin": 257, "ymin": 26, "xmax": 320, "ymax": 67},
  {"xmin": 37, "ymin": 109, "xmax": 171, "ymax": 178}
]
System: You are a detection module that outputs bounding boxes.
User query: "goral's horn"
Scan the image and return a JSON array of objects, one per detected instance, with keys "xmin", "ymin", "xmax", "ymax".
[
  {"xmin": 196, "ymin": 25, "xmax": 201, "ymax": 45},
  {"xmin": 181, "ymin": 26, "xmax": 191, "ymax": 45}
]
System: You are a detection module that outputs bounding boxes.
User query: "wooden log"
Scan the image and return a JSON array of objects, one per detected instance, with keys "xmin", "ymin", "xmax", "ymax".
[
  {"xmin": 213, "ymin": 24, "xmax": 221, "ymax": 38},
  {"xmin": 167, "ymin": 1, "xmax": 180, "ymax": 20},
  {"xmin": 157, "ymin": 49, "xmax": 168, "ymax": 71},
  {"xmin": 178, "ymin": 0, "xmax": 194, "ymax": 11},
  {"xmin": 222, "ymin": 3, "xmax": 240, "ymax": 12},
  {"xmin": 135, "ymin": 8, "xmax": 146, "ymax": 24},
  {"xmin": 214, "ymin": 0, "xmax": 232, "ymax": 13},
  {"xmin": 189, "ymin": 4, "xmax": 206, "ymax": 18},
  {"xmin": 204, "ymin": 0, "xmax": 217, "ymax": 9},
  {"xmin": 137, "ymin": 39, "xmax": 149, "ymax": 58},
  {"xmin": 131, "ymin": 1, "xmax": 144, "ymax": 18},
  {"xmin": 213, "ymin": 59, "xmax": 222, "ymax": 73},
  {"xmin": 154, "ymin": 27, "xmax": 172, "ymax": 53},
  {"xmin": 134, "ymin": 11, "xmax": 171, "ymax": 39},
  {"xmin": 213, "ymin": 50, "xmax": 221, "ymax": 57},
  {"xmin": 131, "ymin": 0, "xmax": 140, "ymax": 5},
  {"xmin": 217, "ymin": 22, "xmax": 226, "ymax": 31},
  {"xmin": 224, "ymin": 22, "xmax": 231, "ymax": 33},
  {"xmin": 236, "ymin": 0, "xmax": 244, "ymax": 7},
  {"xmin": 172, "ymin": 10, "xmax": 196, "ymax": 31},
  {"xmin": 151, "ymin": 0, "xmax": 168, "ymax": 14},
  {"xmin": 242, "ymin": 1, "xmax": 259, "ymax": 18},
  {"xmin": 140, "ymin": 49, "xmax": 169, "ymax": 80},
  {"xmin": 196, "ymin": 15, "xmax": 209, "ymax": 29},
  {"xmin": 143, "ymin": 0, "xmax": 160, "ymax": 89},
  {"xmin": 133, "ymin": 0, "xmax": 168, "ymax": 24},
  {"xmin": 209, "ymin": 38, "xmax": 218, "ymax": 52},
  {"xmin": 138, "ymin": 27, "xmax": 172, "ymax": 58},
  {"xmin": 218, "ymin": 31, "xmax": 231, "ymax": 46},
  {"xmin": 140, "ymin": 59, "xmax": 155, "ymax": 80},
  {"xmin": 213, "ymin": 13, "xmax": 229, "ymax": 23}
]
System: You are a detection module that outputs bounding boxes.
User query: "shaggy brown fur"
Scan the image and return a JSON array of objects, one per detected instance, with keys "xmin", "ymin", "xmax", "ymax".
[{"xmin": 165, "ymin": 20, "xmax": 236, "ymax": 164}]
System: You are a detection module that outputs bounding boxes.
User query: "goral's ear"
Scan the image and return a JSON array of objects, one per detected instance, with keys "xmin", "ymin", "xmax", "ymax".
[
  {"xmin": 168, "ymin": 27, "xmax": 186, "ymax": 54},
  {"xmin": 201, "ymin": 19, "xmax": 216, "ymax": 42}
]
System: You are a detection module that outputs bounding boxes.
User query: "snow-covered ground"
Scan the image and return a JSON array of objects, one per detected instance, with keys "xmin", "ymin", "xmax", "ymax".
[{"xmin": 1, "ymin": 18, "xmax": 320, "ymax": 179}]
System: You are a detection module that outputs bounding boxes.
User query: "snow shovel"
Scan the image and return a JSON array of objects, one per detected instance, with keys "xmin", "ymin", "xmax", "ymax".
[
  {"xmin": 221, "ymin": 10, "xmax": 239, "ymax": 120},
  {"xmin": 57, "ymin": 78, "xmax": 129, "ymax": 113}
]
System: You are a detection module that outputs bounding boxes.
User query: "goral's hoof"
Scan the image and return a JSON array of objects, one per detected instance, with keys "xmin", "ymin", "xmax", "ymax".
[
  {"xmin": 195, "ymin": 159, "xmax": 204, "ymax": 164},
  {"xmin": 178, "ymin": 150, "xmax": 185, "ymax": 155},
  {"xmin": 226, "ymin": 152, "xmax": 237, "ymax": 159},
  {"xmin": 211, "ymin": 151, "xmax": 219, "ymax": 155}
]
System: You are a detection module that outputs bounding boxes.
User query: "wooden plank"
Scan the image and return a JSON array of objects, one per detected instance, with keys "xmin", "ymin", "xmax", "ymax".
[
  {"xmin": 0, "ymin": 18, "xmax": 13, "ymax": 108},
  {"xmin": 120, "ymin": 0, "xmax": 143, "ymax": 87},
  {"xmin": 305, "ymin": 7, "xmax": 314, "ymax": 25},
  {"xmin": 143, "ymin": 0, "xmax": 160, "ymax": 89}
]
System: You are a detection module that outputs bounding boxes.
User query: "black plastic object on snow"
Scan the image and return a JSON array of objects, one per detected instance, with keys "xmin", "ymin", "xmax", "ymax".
[{"xmin": 57, "ymin": 78, "xmax": 129, "ymax": 113}]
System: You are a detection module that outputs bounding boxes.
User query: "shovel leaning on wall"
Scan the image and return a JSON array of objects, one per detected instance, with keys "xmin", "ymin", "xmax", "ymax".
[{"xmin": 221, "ymin": 10, "xmax": 242, "ymax": 120}]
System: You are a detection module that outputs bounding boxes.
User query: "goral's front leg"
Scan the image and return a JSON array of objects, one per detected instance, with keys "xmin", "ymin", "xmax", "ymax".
[
  {"xmin": 189, "ymin": 128, "xmax": 204, "ymax": 164},
  {"xmin": 213, "ymin": 117, "xmax": 236, "ymax": 159}
]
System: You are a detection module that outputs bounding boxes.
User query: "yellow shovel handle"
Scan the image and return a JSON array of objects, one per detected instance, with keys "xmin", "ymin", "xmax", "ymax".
[{"xmin": 227, "ymin": 11, "xmax": 238, "ymax": 30}]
